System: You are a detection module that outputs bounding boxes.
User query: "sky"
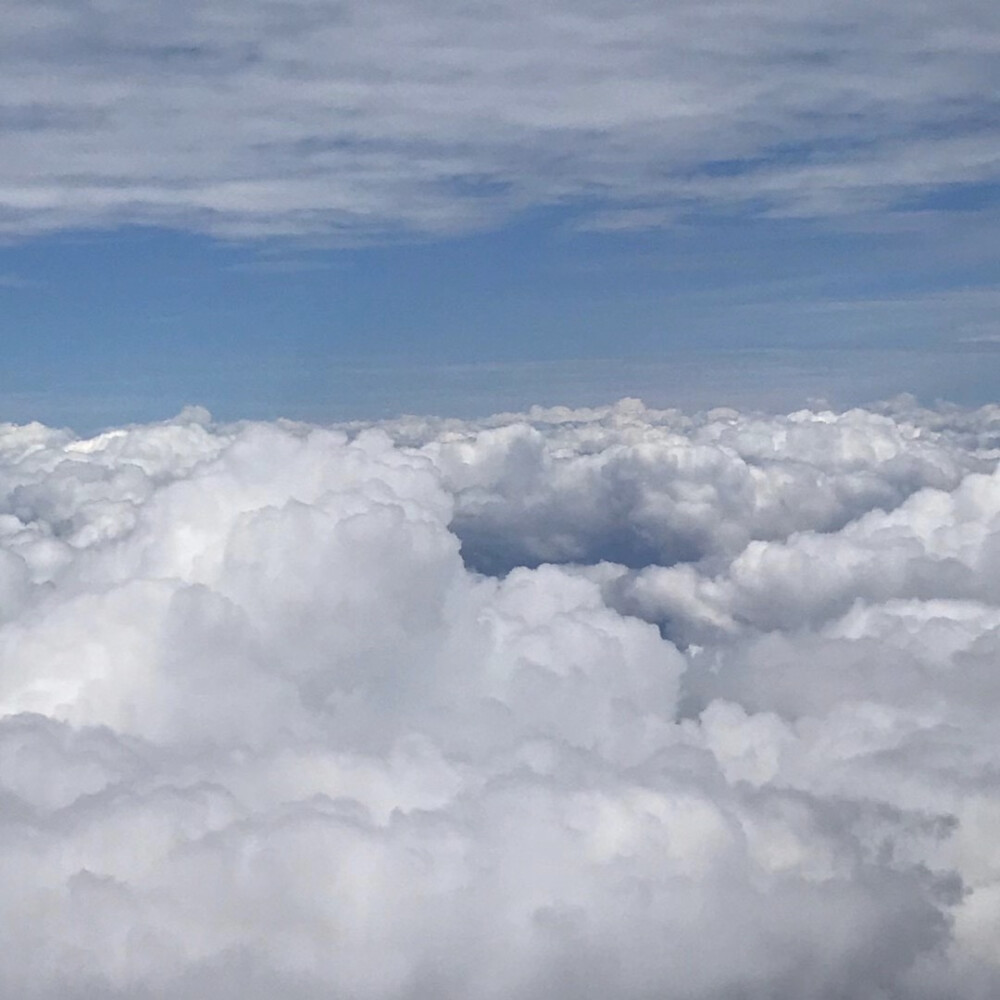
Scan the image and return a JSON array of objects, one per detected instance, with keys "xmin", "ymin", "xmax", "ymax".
[
  {"xmin": 1, "ymin": 0, "xmax": 998, "ymax": 427},
  {"xmin": 6, "ymin": 5, "xmax": 1000, "ymax": 996}
]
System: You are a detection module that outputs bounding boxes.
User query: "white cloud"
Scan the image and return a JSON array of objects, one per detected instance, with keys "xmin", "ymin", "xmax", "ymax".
[
  {"xmin": 0, "ymin": 0, "xmax": 996, "ymax": 239},
  {"xmin": 4, "ymin": 399, "xmax": 1000, "ymax": 996}
]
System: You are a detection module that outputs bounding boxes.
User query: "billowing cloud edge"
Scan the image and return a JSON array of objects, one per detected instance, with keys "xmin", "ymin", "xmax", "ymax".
[{"xmin": 2, "ymin": 397, "xmax": 1000, "ymax": 998}]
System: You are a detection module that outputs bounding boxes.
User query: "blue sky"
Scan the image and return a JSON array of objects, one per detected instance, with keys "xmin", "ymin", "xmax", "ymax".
[{"xmin": 1, "ymin": 0, "xmax": 997, "ymax": 428}]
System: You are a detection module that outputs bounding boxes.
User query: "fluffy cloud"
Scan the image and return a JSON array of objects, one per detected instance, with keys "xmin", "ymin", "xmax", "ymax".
[
  {"xmin": 0, "ymin": 0, "xmax": 996, "ymax": 238},
  {"xmin": 3, "ymin": 399, "xmax": 1000, "ymax": 996}
]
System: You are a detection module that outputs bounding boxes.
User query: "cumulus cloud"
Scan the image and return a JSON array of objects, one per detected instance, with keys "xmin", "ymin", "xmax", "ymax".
[
  {"xmin": 0, "ymin": 0, "xmax": 996, "ymax": 238},
  {"xmin": 2, "ymin": 399, "xmax": 1000, "ymax": 997}
]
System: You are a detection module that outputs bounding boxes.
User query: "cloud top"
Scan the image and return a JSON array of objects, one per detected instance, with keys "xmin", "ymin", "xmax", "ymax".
[{"xmin": 3, "ymin": 399, "xmax": 1000, "ymax": 996}]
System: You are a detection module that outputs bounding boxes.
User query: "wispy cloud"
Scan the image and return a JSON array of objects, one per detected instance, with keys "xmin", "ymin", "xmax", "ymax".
[
  {"xmin": 0, "ymin": 0, "xmax": 996, "ymax": 241},
  {"xmin": 0, "ymin": 271, "xmax": 42, "ymax": 289},
  {"xmin": 223, "ymin": 257, "xmax": 343, "ymax": 275}
]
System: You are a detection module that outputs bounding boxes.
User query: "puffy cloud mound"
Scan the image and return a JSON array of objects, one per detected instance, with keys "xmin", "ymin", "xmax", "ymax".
[{"xmin": 3, "ymin": 398, "xmax": 1000, "ymax": 998}]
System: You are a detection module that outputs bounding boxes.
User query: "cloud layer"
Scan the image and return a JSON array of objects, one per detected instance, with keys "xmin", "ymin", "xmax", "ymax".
[
  {"xmin": 3, "ymin": 399, "xmax": 1000, "ymax": 997},
  {"xmin": 1, "ymin": 0, "xmax": 997, "ymax": 238}
]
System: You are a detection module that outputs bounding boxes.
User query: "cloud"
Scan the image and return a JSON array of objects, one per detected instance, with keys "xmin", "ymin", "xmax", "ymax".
[
  {"xmin": 0, "ymin": 272, "xmax": 43, "ymax": 289},
  {"xmin": 0, "ymin": 0, "xmax": 996, "ymax": 239},
  {"xmin": 408, "ymin": 397, "xmax": 991, "ymax": 574},
  {"xmin": 3, "ymin": 399, "xmax": 1000, "ymax": 996}
]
